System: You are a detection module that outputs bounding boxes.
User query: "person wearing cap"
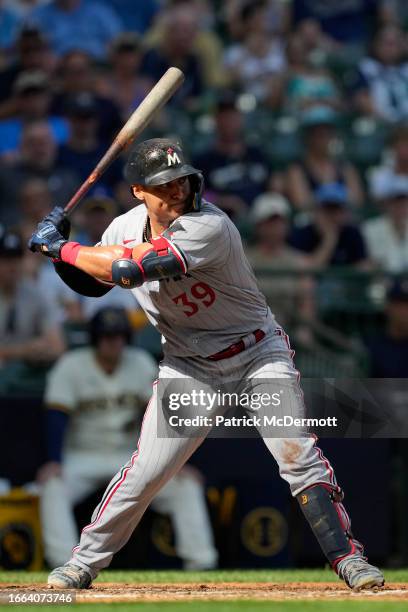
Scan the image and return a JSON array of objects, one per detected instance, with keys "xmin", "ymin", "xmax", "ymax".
[
  {"xmin": 290, "ymin": 183, "xmax": 368, "ymax": 268},
  {"xmin": 0, "ymin": 70, "xmax": 69, "ymax": 155},
  {"xmin": 363, "ymin": 178, "xmax": 408, "ymax": 273},
  {"xmin": 37, "ymin": 305, "xmax": 216, "ymax": 571},
  {"xmin": 57, "ymin": 92, "xmax": 122, "ymax": 190},
  {"xmin": 245, "ymin": 192, "xmax": 316, "ymax": 343},
  {"xmin": 0, "ymin": 120, "xmax": 78, "ymax": 226},
  {"xmin": 73, "ymin": 190, "xmax": 117, "ymax": 247},
  {"xmin": 0, "ymin": 25, "xmax": 53, "ymax": 108},
  {"xmin": 51, "ymin": 50, "xmax": 121, "ymax": 142},
  {"xmin": 193, "ymin": 92, "xmax": 271, "ymax": 219},
  {"xmin": 29, "ymin": 137, "xmax": 385, "ymax": 592},
  {"xmin": 285, "ymin": 105, "xmax": 364, "ymax": 210},
  {"xmin": 94, "ymin": 33, "xmax": 151, "ymax": 122},
  {"xmin": 0, "ymin": 227, "xmax": 65, "ymax": 366}
]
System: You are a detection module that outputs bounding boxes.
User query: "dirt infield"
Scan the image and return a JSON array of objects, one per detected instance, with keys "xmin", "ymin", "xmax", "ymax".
[{"xmin": 1, "ymin": 582, "xmax": 408, "ymax": 602}]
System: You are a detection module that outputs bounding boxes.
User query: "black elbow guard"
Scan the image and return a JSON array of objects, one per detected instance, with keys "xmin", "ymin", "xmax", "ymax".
[
  {"xmin": 112, "ymin": 258, "xmax": 144, "ymax": 289},
  {"xmin": 111, "ymin": 237, "xmax": 187, "ymax": 289}
]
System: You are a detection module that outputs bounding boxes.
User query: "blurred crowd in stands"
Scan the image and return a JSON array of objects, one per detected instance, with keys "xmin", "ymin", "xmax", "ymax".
[{"xmin": 0, "ymin": 0, "xmax": 408, "ymax": 381}]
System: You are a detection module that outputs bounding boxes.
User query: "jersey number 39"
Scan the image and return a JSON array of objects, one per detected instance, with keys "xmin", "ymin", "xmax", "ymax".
[{"xmin": 172, "ymin": 282, "xmax": 216, "ymax": 317}]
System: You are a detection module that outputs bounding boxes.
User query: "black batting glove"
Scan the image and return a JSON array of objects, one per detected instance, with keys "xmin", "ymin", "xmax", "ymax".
[
  {"xmin": 43, "ymin": 206, "xmax": 71, "ymax": 240},
  {"xmin": 28, "ymin": 221, "xmax": 67, "ymax": 258}
]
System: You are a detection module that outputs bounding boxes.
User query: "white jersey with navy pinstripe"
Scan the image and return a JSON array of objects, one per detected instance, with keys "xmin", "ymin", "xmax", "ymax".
[{"xmin": 100, "ymin": 201, "xmax": 276, "ymax": 357}]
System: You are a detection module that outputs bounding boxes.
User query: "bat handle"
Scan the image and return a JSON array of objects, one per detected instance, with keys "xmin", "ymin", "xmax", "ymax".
[{"xmin": 64, "ymin": 173, "xmax": 100, "ymax": 216}]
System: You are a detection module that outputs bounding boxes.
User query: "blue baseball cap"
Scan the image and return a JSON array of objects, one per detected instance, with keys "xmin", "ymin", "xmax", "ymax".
[{"xmin": 315, "ymin": 183, "xmax": 348, "ymax": 207}]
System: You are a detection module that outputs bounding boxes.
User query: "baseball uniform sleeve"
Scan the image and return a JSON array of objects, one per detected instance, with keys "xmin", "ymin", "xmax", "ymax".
[
  {"xmin": 162, "ymin": 211, "xmax": 231, "ymax": 272},
  {"xmin": 44, "ymin": 352, "xmax": 79, "ymax": 412}
]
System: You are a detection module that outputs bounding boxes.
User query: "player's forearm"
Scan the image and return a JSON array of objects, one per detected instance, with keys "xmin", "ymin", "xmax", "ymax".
[
  {"xmin": 73, "ymin": 245, "xmax": 126, "ymax": 281},
  {"xmin": 60, "ymin": 243, "xmax": 152, "ymax": 281}
]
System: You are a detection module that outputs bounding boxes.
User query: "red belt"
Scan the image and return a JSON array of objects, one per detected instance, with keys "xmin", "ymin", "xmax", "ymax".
[{"xmin": 206, "ymin": 329, "xmax": 265, "ymax": 361}]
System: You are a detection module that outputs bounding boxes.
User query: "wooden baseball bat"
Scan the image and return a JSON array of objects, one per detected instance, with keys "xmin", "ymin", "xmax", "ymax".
[{"xmin": 63, "ymin": 66, "xmax": 185, "ymax": 216}]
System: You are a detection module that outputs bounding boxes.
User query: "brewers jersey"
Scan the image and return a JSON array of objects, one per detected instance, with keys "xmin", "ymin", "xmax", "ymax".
[{"xmin": 44, "ymin": 347, "xmax": 157, "ymax": 452}]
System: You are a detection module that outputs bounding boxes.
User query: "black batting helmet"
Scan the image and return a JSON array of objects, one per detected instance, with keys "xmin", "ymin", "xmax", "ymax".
[
  {"xmin": 124, "ymin": 138, "xmax": 204, "ymax": 210},
  {"xmin": 89, "ymin": 307, "xmax": 132, "ymax": 346}
]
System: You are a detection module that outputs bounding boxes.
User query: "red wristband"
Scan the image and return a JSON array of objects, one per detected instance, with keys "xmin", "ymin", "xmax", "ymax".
[{"xmin": 60, "ymin": 242, "xmax": 81, "ymax": 266}]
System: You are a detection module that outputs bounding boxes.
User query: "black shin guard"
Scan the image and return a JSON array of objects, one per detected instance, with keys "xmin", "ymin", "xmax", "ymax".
[{"xmin": 296, "ymin": 484, "xmax": 357, "ymax": 568}]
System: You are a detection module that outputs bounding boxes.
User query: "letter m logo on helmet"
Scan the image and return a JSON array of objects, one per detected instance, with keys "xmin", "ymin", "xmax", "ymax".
[{"xmin": 167, "ymin": 147, "xmax": 181, "ymax": 166}]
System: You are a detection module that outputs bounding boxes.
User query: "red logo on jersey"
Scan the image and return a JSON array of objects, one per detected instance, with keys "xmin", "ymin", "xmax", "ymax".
[{"xmin": 123, "ymin": 238, "xmax": 137, "ymax": 244}]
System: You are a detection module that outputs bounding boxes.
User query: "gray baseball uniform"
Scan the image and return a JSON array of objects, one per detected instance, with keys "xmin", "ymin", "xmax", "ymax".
[{"xmin": 68, "ymin": 201, "xmax": 362, "ymax": 577}]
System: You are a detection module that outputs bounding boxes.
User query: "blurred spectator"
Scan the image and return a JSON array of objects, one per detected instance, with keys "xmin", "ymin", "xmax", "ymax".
[
  {"xmin": 381, "ymin": 0, "xmax": 408, "ymax": 27},
  {"xmin": 73, "ymin": 190, "xmax": 117, "ymax": 246},
  {"xmin": 140, "ymin": 4, "xmax": 204, "ymax": 110},
  {"xmin": 95, "ymin": 34, "xmax": 151, "ymax": 122},
  {"xmin": 51, "ymin": 50, "xmax": 121, "ymax": 141},
  {"xmin": 0, "ymin": 71, "xmax": 69, "ymax": 155},
  {"xmin": 80, "ymin": 287, "xmax": 145, "ymax": 323},
  {"xmin": 290, "ymin": 0, "xmax": 382, "ymax": 47},
  {"xmin": 193, "ymin": 94, "xmax": 271, "ymax": 218},
  {"xmin": 14, "ymin": 181, "xmax": 82, "ymax": 324},
  {"xmin": 368, "ymin": 123, "xmax": 408, "ymax": 200},
  {"xmin": 15, "ymin": 176, "xmax": 52, "ymax": 239},
  {"xmin": 96, "ymin": 0, "xmax": 159, "ymax": 34},
  {"xmin": 57, "ymin": 92, "xmax": 122, "ymax": 191},
  {"xmin": 365, "ymin": 277, "xmax": 408, "ymax": 377},
  {"xmin": 245, "ymin": 192, "xmax": 316, "ymax": 341},
  {"xmin": 285, "ymin": 106, "xmax": 364, "ymax": 209},
  {"xmin": 0, "ymin": 227, "xmax": 65, "ymax": 366},
  {"xmin": 5, "ymin": 1, "xmax": 49, "ymax": 17},
  {"xmin": 0, "ymin": 1, "xmax": 21, "ymax": 51},
  {"xmin": 145, "ymin": 0, "xmax": 227, "ymax": 89},
  {"xmin": 290, "ymin": 183, "xmax": 369, "ymax": 268},
  {"xmin": 222, "ymin": 0, "xmax": 286, "ymax": 103},
  {"xmin": 224, "ymin": 0, "xmax": 291, "ymax": 44},
  {"xmin": 363, "ymin": 178, "xmax": 408, "ymax": 272},
  {"xmin": 30, "ymin": 0, "xmax": 123, "ymax": 59},
  {"xmin": 0, "ymin": 26, "xmax": 54, "ymax": 108},
  {"xmin": 284, "ymin": 34, "xmax": 342, "ymax": 115},
  {"xmin": 0, "ymin": 120, "xmax": 78, "ymax": 224},
  {"xmin": 352, "ymin": 24, "xmax": 408, "ymax": 123},
  {"xmin": 294, "ymin": 18, "xmax": 338, "ymax": 58}
]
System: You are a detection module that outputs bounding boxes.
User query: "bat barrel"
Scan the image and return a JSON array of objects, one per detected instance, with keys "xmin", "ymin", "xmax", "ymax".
[{"xmin": 63, "ymin": 67, "xmax": 185, "ymax": 216}]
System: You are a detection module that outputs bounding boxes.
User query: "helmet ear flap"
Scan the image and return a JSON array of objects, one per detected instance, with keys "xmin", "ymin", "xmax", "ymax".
[{"xmin": 189, "ymin": 173, "xmax": 204, "ymax": 211}]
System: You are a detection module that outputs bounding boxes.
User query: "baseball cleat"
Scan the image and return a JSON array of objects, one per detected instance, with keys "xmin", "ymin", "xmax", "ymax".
[
  {"xmin": 47, "ymin": 563, "xmax": 92, "ymax": 589},
  {"xmin": 337, "ymin": 555, "xmax": 385, "ymax": 591}
]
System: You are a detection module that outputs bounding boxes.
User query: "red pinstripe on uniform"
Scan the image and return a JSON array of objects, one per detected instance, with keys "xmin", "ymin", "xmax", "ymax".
[{"xmin": 276, "ymin": 326, "xmax": 340, "ymax": 491}]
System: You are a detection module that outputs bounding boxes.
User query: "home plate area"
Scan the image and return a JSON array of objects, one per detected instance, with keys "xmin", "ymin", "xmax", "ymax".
[{"xmin": 1, "ymin": 582, "xmax": 408, "ymax": 603}]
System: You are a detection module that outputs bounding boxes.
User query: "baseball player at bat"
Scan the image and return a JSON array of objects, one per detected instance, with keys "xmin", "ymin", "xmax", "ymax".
[
  {"xmin": 37, "ymin": 306, "xmax": 217, "ymax": 571},
  {"xmin": 28, "ymin": 138, "xmax": 384, "ymax": 591}
]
